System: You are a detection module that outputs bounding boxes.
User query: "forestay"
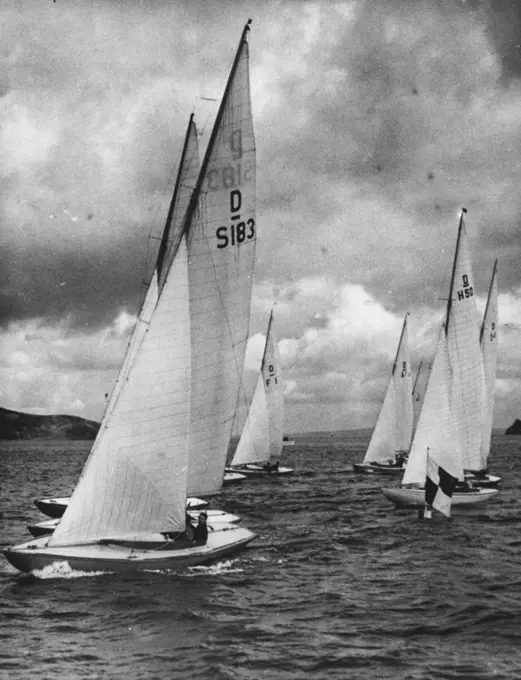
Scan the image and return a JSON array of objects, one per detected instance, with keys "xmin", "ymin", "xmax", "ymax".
[
  {"xmin": 231, "ymin": 309, "xmax": 283, "ymax": 467},
  {"xmin": 186, "ymin": 27, "xmax": 256, "ymax": 496},
  {"xmin": 402, "ymin": 327, "xmax": 464, "ymax": 486},
  {"xmin": 446, "ymin": 212, "xmax": 487, "ymax": 472},
  {"xmin": 363, "ymin": 316, "xmax": 413, "ymax": 464},
  {"xmin": 479, "ymin": 260, "xmax": 498, "ymax": 469}
]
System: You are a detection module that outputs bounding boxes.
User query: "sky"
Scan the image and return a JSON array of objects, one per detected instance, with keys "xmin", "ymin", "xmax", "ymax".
[{"xmin": 1, "ymin": 0, "xmax": 521, "ymax": 433}]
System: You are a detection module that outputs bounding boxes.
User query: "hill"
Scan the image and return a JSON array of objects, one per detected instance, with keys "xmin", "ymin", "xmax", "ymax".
[
  {"xmin": 505, "ymin": 419, "xmax": 521, "ymax": 435},
  {"xmin": 0, "ymin": 407, "xmax": 100, "ymax": 440}
]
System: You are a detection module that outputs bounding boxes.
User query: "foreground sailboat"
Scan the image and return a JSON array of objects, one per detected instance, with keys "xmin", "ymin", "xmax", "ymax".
[
  {"xmin": 4, "ymin": 21, "xmax": 257, "ymax": 574},
  {"xmin": 226, "ymin": 310, "xmax": 293, "ymax": 477},
  {"xmin": 382, "ymin": 210, "xmax": 498, "ymax": 508},
  {"xmin": 353, "ymin": 315, "xmax": 413, "ymax": 474}
]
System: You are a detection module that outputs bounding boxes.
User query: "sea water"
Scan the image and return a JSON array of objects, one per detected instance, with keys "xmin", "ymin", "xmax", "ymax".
[{"xmin": 1, "ymin": 432, "xmax": 521, "ymax": 679}]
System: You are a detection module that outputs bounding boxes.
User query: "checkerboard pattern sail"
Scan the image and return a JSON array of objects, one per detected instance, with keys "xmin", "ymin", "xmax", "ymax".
[{"xmin": 425, "ymin": 455, "xmax": 457, "ymax": 517}]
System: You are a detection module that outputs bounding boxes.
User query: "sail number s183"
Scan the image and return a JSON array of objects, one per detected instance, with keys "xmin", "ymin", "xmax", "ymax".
[{"xmin": 216, "ymin": 189, "xmax": 255, "ymax": 249}]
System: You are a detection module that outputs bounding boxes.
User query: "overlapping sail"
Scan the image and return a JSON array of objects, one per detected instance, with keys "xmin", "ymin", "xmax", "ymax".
[
  {"xmin": 231, "ymin": 310, "xmax": 283, "ymax": 467},
  {"xmin": 479, "ymin": 260, "xmax": 498, "ymax": 469},
  {"xmin": 50, "ymin": 120, "xmax": 200, "ymax": 546},
  {"xmin": 363, "ymin": 315, "xmax": 413, "ymax": 464},
  {"xmin": 186, "ymin": 24, "xmax": 256, "ymax": 496},
  {"xmin": 402, "ymin": 327, "xmax": 464, "ymax": 487},
  {"xmin": 445, "ymin": 211, "xmax": 487, "ymax": 472}
]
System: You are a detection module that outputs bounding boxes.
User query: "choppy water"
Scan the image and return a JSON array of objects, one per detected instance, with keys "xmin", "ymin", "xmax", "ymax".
[{"xmin": 1, "ymin": 431, "xmax": 521, "ymax": 679}]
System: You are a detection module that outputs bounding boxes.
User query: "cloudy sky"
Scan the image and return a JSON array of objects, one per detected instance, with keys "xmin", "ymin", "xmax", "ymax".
[{"xmin": 1, "ymin": 0, "xmax": 521, "ymax": 433}]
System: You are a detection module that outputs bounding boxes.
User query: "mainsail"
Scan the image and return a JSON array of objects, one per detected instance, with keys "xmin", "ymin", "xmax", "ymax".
[
  {"xmin": 186, "ymin": 21, "xmax": 256, "ymax": 496},
  {"xmin": 362, "ymin": 315, "xmax": 413, "ymax": 464},
  {"xmin": 49, "ymin": 122, "xmax": 200, "ymax": 546},
  {"xmin": 479, "ymin": 260, "xmax": 499, "ymax": 470},
  {"xmin": 402, "ymin": 327, "xmax": 464, "ymax": 487},
  {"xmin": 445, "ymin": 209, "xmax": 487, "ymax": 472},
  {"xmin": 231, "ymin": 309, "xmax": 284, "ymax": 467}
]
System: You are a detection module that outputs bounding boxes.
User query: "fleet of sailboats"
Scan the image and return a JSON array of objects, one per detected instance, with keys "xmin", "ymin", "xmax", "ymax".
[
  {"xmin": 1, "ymin": 20, "xmax": 507, "ymax": 575},
  {"xmin": 381, "ymin": 210, "xmax": 499, "ymax": 513},
  {"xmin": 4, "ymin": 20, "xmax": 258, "ymax": 573}
]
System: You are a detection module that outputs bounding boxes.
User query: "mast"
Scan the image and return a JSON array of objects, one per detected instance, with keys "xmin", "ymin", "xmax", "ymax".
[
  {"xmin": 412, "ymin": 361, "xmax": 423, "ymax": 399},
  {"xmin": 179, "ymin": 20, "xmax": 252, "ymax": 244},
  {"xmin": 445, "ymin": 208, "xmax": 467, "ymax": 332},
  {"xmin": 260, "ymin": 308, "xmax": 275, "ymax": 371},
  {"xmin": 392, "ymin": 314, "xmax": 409, "ymax": 374},
  {"xmin": 156, "ymin": 113, "xmax": 196, "ymax": 286},
  {"xmin": 480, "ymin": 258, "xmax": 498, "ymax": 344}
]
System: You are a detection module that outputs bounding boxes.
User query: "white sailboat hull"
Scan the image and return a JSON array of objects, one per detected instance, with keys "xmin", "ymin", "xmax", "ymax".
[
  {"xmin": 352, "ymin": 463, "xmax": 405, "ymax": 475},
  {"xmin": 225, "ymin": 464, "xmax": 294, "ymax": 477},
  {"xmin": 381, "ymin": 486, "xmax": 498, "ymax": 507},
  {"xmin": 223, "ymin": 472, "xmax": 246, "ymax": 485},
  {"xmin": 35, "ymin": 496, "xmax": 209, "ymax": 519},
  {"xmin": 27, "ymin": 510, "xmax": 241, "ymax": 538},
  {"xmin": 3, "ymin": 527, "xmax": 255, "ymax": 574}
]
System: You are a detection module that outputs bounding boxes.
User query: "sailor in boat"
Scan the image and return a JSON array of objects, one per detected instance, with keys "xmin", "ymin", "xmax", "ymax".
[
  {"xmin": 262, "ymin": 461, "xmax": 279, "ymax": 473},
  {"xmin": 192, "ymin": 511, "xmax": 208, "ymax": 545},
  {"xmin": 162, "ymin": 512, "xmax": 195, "ymax": 542}
]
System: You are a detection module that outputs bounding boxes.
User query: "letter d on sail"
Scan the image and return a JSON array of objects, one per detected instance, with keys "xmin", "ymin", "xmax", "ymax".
[{"xmin": 230, "ymin": 189, "xmax": 242, "ymax": 213}]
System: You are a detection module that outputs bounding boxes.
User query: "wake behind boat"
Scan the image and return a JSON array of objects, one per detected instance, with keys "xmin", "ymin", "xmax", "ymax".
[{"xmin": 4, "ymin": 20, "xmax": 257, "ymax": 574}]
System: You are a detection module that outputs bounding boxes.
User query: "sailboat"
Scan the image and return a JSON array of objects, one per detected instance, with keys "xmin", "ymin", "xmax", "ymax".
[
  {"xmin": 465, "ymin": 260, "xmax": 501, "ymax": 488},
  {"xmin": 4, "ymin": 20, "xmax": 257, "ymax": 574},
  {"xmin": 353, "ymin": 315, "xmax": 413, "ymax": 474},
  {"xmin": 381, "ymin": 209, "xmax": 498, "ymax": 508},
  {"xmin": 225, "ymin": 310, "xmax": 293, "ymax": 477}
]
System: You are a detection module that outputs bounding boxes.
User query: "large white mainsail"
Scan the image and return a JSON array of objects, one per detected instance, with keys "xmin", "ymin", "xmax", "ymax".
[
  {"xmin": 362, "ymin": 315, "xmax": 413, "ymax": 464},
  {"xmin": 445, "ymin": 209, "xmax": 487, "ymax": 472},
  {"xmin": 402, "ymin": 327, "xmax": 464, "ymax": 487},
  {"xmin": 231, "ymin": 309, "xmax": 284, "ymax": 467},
  {"xmin": 479, "ymin": 260, "xmax": 499, "ymax": 470},
  {"xmin": 49, "ymin": 120, "xmax": 200, "ymax": 546},
  {"xmin": 186, "ymin": 22, "xmax": 256, "ymax": 496}
]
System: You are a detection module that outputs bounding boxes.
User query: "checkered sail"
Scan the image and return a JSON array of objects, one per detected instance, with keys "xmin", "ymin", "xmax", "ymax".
[{"xmin": 425, "ymin": 452, "xmax": 458, "ymax": 517}]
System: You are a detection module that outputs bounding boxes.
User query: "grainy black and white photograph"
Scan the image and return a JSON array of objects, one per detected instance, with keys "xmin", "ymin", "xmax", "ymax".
[{"xmin": 1, "ymin": 0, "xmax": 521, "ymax": 678}]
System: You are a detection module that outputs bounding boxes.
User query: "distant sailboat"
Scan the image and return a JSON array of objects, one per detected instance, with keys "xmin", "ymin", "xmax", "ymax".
[
  {"xmin": 226, "ymin": 310, "xmax": 293, "ymax": 477},
  {"xmin": 353, "ymin": 315, "xmax": 413, "ymax": 475},
  {"xmin": 5, "ymin": 20, "xmax": 257, "ymax": 573},
  {"xmin": 382, "ymin": 210, "xmax": 498, "ymax": 508},
  {"xmin": 466, "ymin": 260, "xmax": 501, "ymax": 488}
]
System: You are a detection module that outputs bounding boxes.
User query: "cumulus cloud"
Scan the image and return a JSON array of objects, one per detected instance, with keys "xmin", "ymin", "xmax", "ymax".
[{"xmin": 2, "ymin": 0, "xmax": 521, "ymax": 430}]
